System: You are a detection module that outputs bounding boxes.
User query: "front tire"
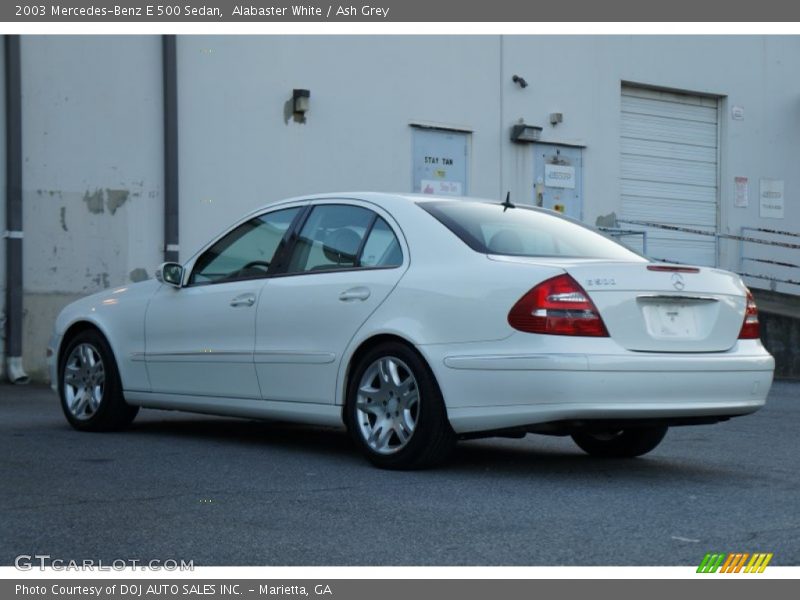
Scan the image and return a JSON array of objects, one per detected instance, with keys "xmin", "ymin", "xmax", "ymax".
[
  {"xmin": 345, "ymin": 342, "xmax": 456, "ymax": 469},
  {"xmin": 59, "ymin": 329, "xmax": 138, "ymax": 431},
  {"xmin": 571, "ymin": 426, "xmax": 668, "ymax": 458}
]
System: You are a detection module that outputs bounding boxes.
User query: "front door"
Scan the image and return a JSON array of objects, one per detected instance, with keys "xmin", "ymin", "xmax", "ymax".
[{"xmin": 145, "ymin": 206, "xmax": 303, "ymax": 399}]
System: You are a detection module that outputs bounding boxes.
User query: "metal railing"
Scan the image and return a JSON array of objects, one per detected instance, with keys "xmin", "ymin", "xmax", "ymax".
[
  {"xmin": 738, "ymin": 227, "xmax": 800, "ymax": 288},
  {"xmin": 598, "ymin": 227, "xmax": 648, "ymax": 255},
  {"xmin": 610, "ymin": 219, "xmax": 800, "ymax": 289}
]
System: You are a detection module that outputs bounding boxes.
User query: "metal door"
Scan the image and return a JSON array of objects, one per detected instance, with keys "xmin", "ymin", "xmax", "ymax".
[
  {"xmin": 533, "ymin": 144, "xmax": 584, "ymax": 220},
  {"xmin": 412, "ymin": 128, "xmax": 469, "ymax": 196},
  {"xmin": 620, "ymin": 85, "xmax": 719, "ymax": 266}
]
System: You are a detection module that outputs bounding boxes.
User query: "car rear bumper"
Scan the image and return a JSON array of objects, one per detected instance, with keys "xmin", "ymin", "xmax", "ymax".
[{"xmin": 423, "ymin": 339, "xmax": 774, "ymax": 434}]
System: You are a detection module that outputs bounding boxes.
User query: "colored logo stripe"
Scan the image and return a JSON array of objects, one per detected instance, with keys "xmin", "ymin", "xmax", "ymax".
[
  {"xmin": 721, "ymin": 553, "xmax": 748, "ymax": 573},
  {"xmin": 697, "ymin": 553, "xmax": 773, "ymax": 573},
  {"xmin": 745, "ymin": 553, "xmax": 773, "ymax": 573},
  {"xmin": 697, "ymin": 553, "xmax": 726, "ymax": 573}
]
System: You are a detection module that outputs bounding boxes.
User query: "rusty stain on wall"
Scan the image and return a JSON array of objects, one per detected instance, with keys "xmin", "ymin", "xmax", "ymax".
[
  {"xmin": 595, "ymin": 212, "xmax": 618, "ymax": 228},
  {"xmin": 80, "ymin": 188, "xmax": 132, "ymax": 215},
  {"xmin": 106, "ymin": 189, "xmax": 130, "ymax": 215},
  {"xmin": 129, "ymin": 268, "xmax": 149, "ymax": 283},
  {"xmin": 83, "ymin": 188, "xmax": 105, "ymax": 214},
  {"xmin": 36, "ymin": 189, "xmax": 64, "ymax": 198},
  {"xmin": 91, "ymin": 272, "xmax": 111, "ymax": 289},
  {"xmin": 81, "ymin": 187, "xmax": 132, "ymax": 215}
]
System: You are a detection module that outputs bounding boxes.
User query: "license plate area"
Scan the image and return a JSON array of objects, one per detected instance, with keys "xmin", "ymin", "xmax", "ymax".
[
  {"xmin": 636, "ymin": 296, "xmax": 715, "ymax": 340},
  {"xmin": 642, "ymin": 303, "xmax": 696, "ymax": 338}
]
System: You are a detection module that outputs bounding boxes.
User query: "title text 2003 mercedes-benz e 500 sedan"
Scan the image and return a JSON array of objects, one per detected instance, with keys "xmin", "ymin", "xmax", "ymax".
[{"xmin": 48, "ymin": 193, "xmax": 774, "ymax": 469}]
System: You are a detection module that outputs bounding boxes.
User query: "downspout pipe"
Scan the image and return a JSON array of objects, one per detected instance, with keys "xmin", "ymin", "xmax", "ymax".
[
  {"xmin": 162, "ymin": 35, "xmax": 179, "ymax": 263},
  {"xmin": 4, "ymin": 35, "xmax": 28, "ymax": 385}
]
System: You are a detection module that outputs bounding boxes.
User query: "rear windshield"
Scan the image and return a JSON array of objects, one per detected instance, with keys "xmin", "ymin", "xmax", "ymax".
[{"xmin": 419, "ymin": 200, "xmax": 642, "ymax": 260}]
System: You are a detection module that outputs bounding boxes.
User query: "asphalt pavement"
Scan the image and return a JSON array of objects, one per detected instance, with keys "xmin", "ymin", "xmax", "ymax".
[{"xmin": 1, "ymin": 381, "xmax": 798, "ymax": 566}]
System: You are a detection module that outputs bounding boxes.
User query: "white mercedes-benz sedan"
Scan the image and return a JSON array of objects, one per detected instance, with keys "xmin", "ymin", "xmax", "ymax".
[{"xmin": 48, "ymin": 193, "xmax": 774, "ymax": 468}]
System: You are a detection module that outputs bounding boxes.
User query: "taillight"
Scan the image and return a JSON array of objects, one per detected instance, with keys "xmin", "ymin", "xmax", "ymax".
[
  {"xmin": 738, "ymin": 290, "xmax": 760, "ymax": 339},
  {"xmin": 508, "ymin": 274, "xmax": 609, "ymax": 337}
]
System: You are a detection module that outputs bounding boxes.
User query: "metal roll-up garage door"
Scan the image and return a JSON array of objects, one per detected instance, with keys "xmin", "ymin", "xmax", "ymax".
[{"xmin": 620, "ymin": 85, "xmax": 719, "ymax": 266}]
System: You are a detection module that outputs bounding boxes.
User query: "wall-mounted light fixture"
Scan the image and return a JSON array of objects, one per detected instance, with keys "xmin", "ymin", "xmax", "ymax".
[
  {"xmin": 549, "ymin": 112, "xmax": 563, "ymax": 126},
  {"xmin": 292, "ymin": 89, "xmax": 310, "ymax": 114},
  {"xmin": 512, "ymin": 75, "xmax": 528, "ymax": 88},
  {"xmin": 510, "ymin": 123, "xmax": 543, "ymax": 143}
]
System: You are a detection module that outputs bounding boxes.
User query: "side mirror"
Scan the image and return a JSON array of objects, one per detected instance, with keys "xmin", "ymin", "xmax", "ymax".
[{"xmin": 156, "ymin": 262, "xmax": 184, "ymax": 288}]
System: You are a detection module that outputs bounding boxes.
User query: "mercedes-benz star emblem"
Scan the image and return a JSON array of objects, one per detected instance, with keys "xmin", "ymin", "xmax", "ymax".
[{"xmin": 671, "ymin": 273, "xmax": 685, "ymax": 291}]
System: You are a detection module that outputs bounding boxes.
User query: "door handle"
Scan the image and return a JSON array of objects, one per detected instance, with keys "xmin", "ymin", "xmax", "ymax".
[
  {"xmin": 230, "ymin": 293, "xmax": 256, "ymax": 307},
  {"xmin": 339, "ymin": 287, "xmax": 371, "ymax": 302}
]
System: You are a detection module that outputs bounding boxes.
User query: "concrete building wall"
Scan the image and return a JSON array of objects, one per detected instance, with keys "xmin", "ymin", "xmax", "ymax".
[
  {"xmin": 501, "ymin": 36, "xmax": 800, "ymax": 282},
  {"xmin": 6, "ymin": 35, "xmax": 800, "ymax": 381},
  {"xmin": 176, "ymin": 35, "xmax": 800, "ymax": 278},
  {"xmin": 20, "ymin": 36, "xmax": 163, "ymax": 380},
  {"xmin": 176, "ymin": 36, "xmax": 503, "ymax": 256}
]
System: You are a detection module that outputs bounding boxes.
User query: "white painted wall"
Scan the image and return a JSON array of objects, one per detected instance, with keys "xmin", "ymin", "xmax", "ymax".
[
  {"xmin": 21, "ymin": 36, "xmax": 164, "ymax": 294},
  {"xmin": 177, "ymin": 36, "xmax": 800, "ymax": 290},
  {"xmin": 9, "ymin": 34, "xmax": 800, "ymax": 381},
  {"xmin": 176, "ymin": 36, "xmax": 503, "ymax": 257},
  {"xmin": 20, "ymin": 36, "xmax": 163, "ymax": 379}
]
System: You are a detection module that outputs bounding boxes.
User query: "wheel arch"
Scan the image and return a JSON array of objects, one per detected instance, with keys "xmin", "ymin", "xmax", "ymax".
[
  {"xmin": 339, "ymin": 333, "xmax": 445, "ymax": 420},
  {"xmin": 57, "ymin": 320, "xmax": 119, "ymax": 385}
]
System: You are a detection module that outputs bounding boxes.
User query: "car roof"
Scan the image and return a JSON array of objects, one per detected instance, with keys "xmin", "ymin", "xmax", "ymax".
[{"xmin": 248, "ymin": 192, "xmax": 502, "ymax": 216}]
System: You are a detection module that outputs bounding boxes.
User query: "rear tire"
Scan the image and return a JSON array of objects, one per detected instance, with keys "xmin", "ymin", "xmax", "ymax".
[
  {"xmin": 571, "ymin": 426, "xmax": 668, "ymax": 458},
  {"xmin": 59, "ymin": 329, "xmax": 139, "ymax": 432},
  {"xmin": 345, "ymin": 341, "xmax": 456, "ymax": 469}
]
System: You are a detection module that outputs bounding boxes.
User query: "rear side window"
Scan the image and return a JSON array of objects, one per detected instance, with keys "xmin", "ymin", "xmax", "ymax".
[
  {"xmin": 360, "ymin": 218, "xmax": 403, "ymax": 268},
  {"xmin": 419, "ymin": 201, "xmax": 642, "ymax": 260},
  {"xmin": 284, "ymin": 205, "xmax": 403, "ymax": 274}
]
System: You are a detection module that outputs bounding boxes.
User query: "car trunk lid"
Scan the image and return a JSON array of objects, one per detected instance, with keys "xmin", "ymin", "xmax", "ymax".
[
  {"xmin": 491, "ymin": 256, "xmax": 748, "ymax": 352},
  {"xmin": 567, "ymin": 261, "xmax": 746, "ymax": 352}
]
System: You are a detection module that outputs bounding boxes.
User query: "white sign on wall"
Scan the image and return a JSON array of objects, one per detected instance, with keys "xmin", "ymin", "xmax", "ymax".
[
  {"xmin": 759, "ymin": 179, "xmax": 784, "ymax": 219},
  {"xmin": 544, "ymin": 164, "xmax": 576, "ymax": 189},
  {"xmin": 420, "ymin": 179, "xmax": 462, "ymax": 196}
]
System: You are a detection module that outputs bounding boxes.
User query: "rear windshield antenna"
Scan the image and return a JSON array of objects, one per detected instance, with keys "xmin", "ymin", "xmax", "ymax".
[{"xmin": 502, "ymin": 191, "xmax": 515, "ymax": 212}]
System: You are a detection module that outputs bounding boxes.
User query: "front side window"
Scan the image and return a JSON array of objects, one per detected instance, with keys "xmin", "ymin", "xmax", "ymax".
[
  {"xmin": 285, "ymin": 205, "xmax": 403, "ymax": 273},
  {"xmin": 190, "ymin": 207, "xmax": 301, "ymax": 285}
]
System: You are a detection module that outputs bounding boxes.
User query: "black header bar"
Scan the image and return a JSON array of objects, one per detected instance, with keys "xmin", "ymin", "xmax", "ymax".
[{"xmin": 4, "ymin": 0, "xmax": 800, "ymax": 22}]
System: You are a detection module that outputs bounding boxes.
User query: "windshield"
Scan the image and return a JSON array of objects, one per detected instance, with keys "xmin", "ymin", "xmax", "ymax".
[{"xmin": 419, "ymin": 201, "xmax": 643, "ymax": 261}]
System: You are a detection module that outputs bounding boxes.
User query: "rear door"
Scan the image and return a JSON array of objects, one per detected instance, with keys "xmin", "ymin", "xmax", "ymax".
[{"xmin": 255, "ymin": 202, "xmax": 408, "ymax": 404}]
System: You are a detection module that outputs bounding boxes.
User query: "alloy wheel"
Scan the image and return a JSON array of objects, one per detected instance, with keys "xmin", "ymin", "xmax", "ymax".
[
  {"xmin": 63, "ymin": 343, "xmax": 106, "ymax": 421},
  {"xmin": 355, "ymin": 356, "xmax": 420, "ymax": 455}
]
